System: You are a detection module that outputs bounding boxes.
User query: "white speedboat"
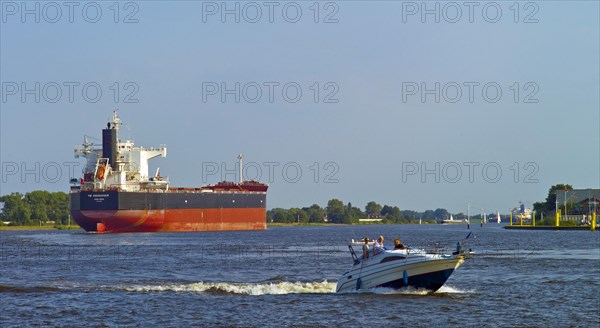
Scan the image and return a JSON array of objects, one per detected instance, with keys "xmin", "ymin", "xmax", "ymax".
[
  {"xmin": 442, "ymin": 214, "xmax": 468, "ymax": 224},
  {"xmin": 336, "ymin": 239, "xmax": 470, "ymax": 293}
]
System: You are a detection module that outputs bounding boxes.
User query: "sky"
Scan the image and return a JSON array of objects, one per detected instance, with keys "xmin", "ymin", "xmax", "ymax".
[{"xmin": 1, "ymin": 0, "xmax": 599, "ymax": 214}]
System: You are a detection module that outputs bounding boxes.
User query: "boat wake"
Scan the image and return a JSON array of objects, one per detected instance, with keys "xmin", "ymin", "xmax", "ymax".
[
  {"xmin": 120, "ymin": 280, "xmax": 337, "ymax": 295},
  {"xmin": 437, "ymin": 285, "xmax": 475, "ymax": 294},
  {"xmin": 349, "ymin": 284, "xmax": 474, "ymax": 296},
  {"xmin": 1, "ymin": 281, "xmax": 472, "ymax": 297}
]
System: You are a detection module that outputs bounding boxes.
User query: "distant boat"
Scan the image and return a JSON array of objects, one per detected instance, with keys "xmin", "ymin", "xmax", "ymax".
[
  {"xmin": 496, "ymin": 211, "xmax": 501, "ymax": 224},
  {"xmin": 512, "ymin": 204, "xmax": 532, "ymax": 221},
  {"xmin": 442, "ymin": 215, "xmax": 468, "ymax": 224}
]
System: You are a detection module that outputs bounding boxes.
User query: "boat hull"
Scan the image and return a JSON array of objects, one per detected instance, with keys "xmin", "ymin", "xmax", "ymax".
[
  {"xmin": 336, "ymin": 255, "xmax": 464, "ymax": 293},
  {"xmin": 442, "ymin": 220, "xmax": 468, "ymax": 225},
  {"xmin": 70, "ymin": 191, "xmax": 266, "ymax": 233}
]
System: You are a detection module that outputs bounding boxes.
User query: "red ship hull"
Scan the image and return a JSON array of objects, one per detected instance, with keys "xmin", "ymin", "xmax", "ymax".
[
  {"xmin": 70, "ymin": 190, "xmax": 267, "ymax": 233},
  {"xmin": 72, "ymin": 208, "xmax": 266, "ymax": 233}
]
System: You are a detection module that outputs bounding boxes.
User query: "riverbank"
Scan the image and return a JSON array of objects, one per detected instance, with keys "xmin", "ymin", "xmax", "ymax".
[
  {"xmin": 503, "ymin": 225, "xmax": 598, "ymax": 231},
  {"xmin": 0, "ymin": 225, "xmax": 82, "ymax": 231},
  {"xmin": 267, "ymin": 223, "xmax": 347, "ymax": 227}
]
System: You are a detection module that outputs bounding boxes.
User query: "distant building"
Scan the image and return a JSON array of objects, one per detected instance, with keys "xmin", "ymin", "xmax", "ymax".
[
  {"xmin": 359, "ymin": 218, "xmax": 383, "ymax": 222},
  {"xmin": 555, "ymin": 189, "xmax": 600, "ymax": 214}
]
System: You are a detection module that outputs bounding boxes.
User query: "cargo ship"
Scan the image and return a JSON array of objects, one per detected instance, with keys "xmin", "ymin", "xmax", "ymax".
[{"xmin": 69, "ymin": 111, "xmax": 267, "ymax": 232}]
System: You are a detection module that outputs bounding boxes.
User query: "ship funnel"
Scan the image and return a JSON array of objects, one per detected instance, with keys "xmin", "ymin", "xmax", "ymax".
[{"xmin": 102, "ymin": 114, "xmax": 119, "ymax": 169}]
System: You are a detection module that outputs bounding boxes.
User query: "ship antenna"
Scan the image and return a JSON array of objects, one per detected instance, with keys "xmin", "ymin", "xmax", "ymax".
[
  {"xmin": 112, "ymin": 109, "xmax": 122, "ymax": 132},
  {"xmin": 238, "ymin": 154, "xmax": 244, "ymax": 183}
]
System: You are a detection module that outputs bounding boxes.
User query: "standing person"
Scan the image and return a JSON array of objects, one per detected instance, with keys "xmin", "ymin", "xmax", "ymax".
[
  {"xmin": 362, "ymin": 237, "xmax": 370, "ymax": 260},
  {"xmin": 374, "ymin": 236, "xmax": 385, "ymax": 255}
]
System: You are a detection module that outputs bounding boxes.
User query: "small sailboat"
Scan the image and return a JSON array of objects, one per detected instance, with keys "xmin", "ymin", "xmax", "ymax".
[{"xmin": 496, "ymin": 211, "xmax": 501, "ymax": 224}]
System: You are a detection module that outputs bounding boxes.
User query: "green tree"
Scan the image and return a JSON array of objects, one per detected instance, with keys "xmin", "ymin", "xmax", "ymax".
[
  {"xmin": 365, "ymin": 201, "xmax": 382, "ymax": 219},
  {"xmin": 51, "ymin": 192, "xmax": 70, "ymax": 225},
  {"xmin": 533, "ymin": 201, "xmax": 546, "ymax": 220},
  {"xmin": 544, "ymin": 184, "xmax": 573, "ymax": 213},
  {"xmin": 433, "ymin": 208, "xmax": 449, "ymax": 220},
  {"xmin": 268, "ymin": 208, "xmax": 293, "ymax": 223},
  {"xmin": 326, "ymin": 199, "xmax": 346, "ymax": 223},
  {"xmin": 304, "ymin": 204, "xmax": 325, "ymax": 223},
  {"xmin": 345, "ymin": 202, "xmax": 364, "ymax": 224},
  {"xmin": 381, "ymin": 205, "xmax": 401, "ymax": 223},
  {"xmin": 25, "ymin": 190, "xmax": 52, "ymax": 224},
  {"xmin": 289, "ymin": 208, "xmax": 308, "ymax": 224},
  {"xmin": 0, "ymin": 191, "xmax": 71, "ymax": 226},
  {"xmin": 0, "ymin": 192, "xmax": 31, "ymax": 225}
]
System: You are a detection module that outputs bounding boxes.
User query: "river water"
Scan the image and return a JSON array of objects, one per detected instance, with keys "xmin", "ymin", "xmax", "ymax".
[{"xmin": 1, "ymin": 224, "xmax": 598, "ymax": 327}]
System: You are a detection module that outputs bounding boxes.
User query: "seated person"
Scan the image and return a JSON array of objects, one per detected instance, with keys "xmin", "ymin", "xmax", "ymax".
[
  {"xmin": 393, "ymin": 238, "xmax": 406, "ymax": 250},
  {"xmin": 373, "ymin": 236, "xmax": 385, "ymax": 255},
  {"xmin": 362, "ymin": 237, "xmax": 370, "ymax": 260}
]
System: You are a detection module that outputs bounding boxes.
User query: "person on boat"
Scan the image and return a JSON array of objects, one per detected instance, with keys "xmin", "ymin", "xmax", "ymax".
[
  {"xmin": 362, "ymin": 237, "xmax": 370, "ymax": 260},
  {"xmin": 373, "ymin": 236, "xmax": 385, "ymax": 255},
  {"xmin": 393, "ymin": 238, "xmax": 406, "ymax": 250}
]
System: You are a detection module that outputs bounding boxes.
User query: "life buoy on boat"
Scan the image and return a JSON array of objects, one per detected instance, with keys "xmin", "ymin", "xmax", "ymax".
[{"xmin": 96, "ymin": 164, "xmax": 106, "ymax": 180}]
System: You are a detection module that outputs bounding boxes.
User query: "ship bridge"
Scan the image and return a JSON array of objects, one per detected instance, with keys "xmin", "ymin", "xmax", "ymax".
[{"xmin": 74, "ymin": 111, "xmax": 167, "ymax": 192}]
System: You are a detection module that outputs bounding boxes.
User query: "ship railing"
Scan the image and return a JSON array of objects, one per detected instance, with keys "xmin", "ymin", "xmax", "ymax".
[
  {"xmin": 165, "ymin": 189, "xmax": 266, "ymax": 194},
  {"xmin": 351, "ymin": 240, "xmax": 473, "ymax": 259},
  {"xmin": 136, "ymin": 147, "xmax": 167, "ymax": 152},
  {"xmin": 74, "ymin": 186, "xmax": 266, "ymax": 194}
]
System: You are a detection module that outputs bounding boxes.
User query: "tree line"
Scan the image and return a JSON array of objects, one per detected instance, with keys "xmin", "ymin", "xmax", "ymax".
[
  {"xmin": 0, "ymin": 191, "xmax": 70, "ymax": 226},
  {"xmin": 1, "ymin": 191, "xmax": 497, "ymax": 226},
  {"xmin": 267, "ymin": 199, "xmax": 455, "ymax": 224},
  {"xmin": 532, "ymin": 184, "xmax": 583, "ymax": 225}
]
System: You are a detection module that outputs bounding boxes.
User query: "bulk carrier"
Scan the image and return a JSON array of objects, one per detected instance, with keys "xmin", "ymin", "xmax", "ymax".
[{"xmin": 70, "ymin": 111, "xmax": 268, "ymax": 233}]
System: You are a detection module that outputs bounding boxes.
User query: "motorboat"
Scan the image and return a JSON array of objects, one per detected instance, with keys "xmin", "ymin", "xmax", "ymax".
[
  {"xmin": 442, "ymin": 214, "xmax": 468, "ymax": 224},
  {"xmin": 336, "ymin": 237, "xmax": 471, "ymax": 293}
]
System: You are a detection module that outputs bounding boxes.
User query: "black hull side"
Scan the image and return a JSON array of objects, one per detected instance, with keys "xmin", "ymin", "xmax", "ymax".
[
  {"xmin": 378, "ymin": 268, "xmax": 455, "ymax": 292},
  {"xmin": 70, "ymin": 191, "xmax": 267, "ymax": 211}
]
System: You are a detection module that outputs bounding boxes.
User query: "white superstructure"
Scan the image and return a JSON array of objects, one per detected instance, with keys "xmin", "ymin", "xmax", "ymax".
[{"xmin": 73, "ymin": 111, "xmax": 167, "ymax": 192}]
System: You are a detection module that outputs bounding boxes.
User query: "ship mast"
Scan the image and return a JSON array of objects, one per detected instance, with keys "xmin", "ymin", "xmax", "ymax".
[
  {"xmin": 111, "ymin": 110, "xmax": 122, "ymax": 131},
  {"xmin": 238, "ymin": 154, "xmax": 244, "ymax": 183}
]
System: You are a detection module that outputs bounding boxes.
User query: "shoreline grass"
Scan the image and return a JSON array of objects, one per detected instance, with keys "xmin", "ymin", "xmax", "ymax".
[
  {"xmin": 267, "ymin": 222, "xmax": 348, "ymax": 227},
  {"xmin": 0, "ymin": 225, "xmax": 82, "ymax": 231}
]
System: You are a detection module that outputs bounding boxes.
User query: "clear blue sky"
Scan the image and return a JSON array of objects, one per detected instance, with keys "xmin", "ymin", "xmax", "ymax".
[{"xmin": 1, "ymin": 1, "xmax": 599, "ymax": 214}]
